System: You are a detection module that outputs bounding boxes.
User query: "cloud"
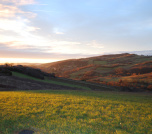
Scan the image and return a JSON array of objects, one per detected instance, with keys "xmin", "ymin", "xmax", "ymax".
[
  {"xmin": 0, "ymin": 42, "xmax": 95, "ymax": 61},
  {"xmin": 0, "ymin": 18, "xmax": 39, "ymax": 34},
  {"xmin": 0, "ymin": 1, "xmax": 37, "ymax": 39},
  {"xmin": 1, "ymin": 0, "xmax": 35, "ymax": 6},
  {"xmin": 87, "ymin": 40, "xmax": 104, "ymax": 49},
  {"xmin": 0, "ymin": 0, "xmax": 40, "ymax": 47},
  {"xmin": 0, "ymin": 4, "xmax": 20, "ymax": 18},
  {"xmin": 0, "ymin": 41, "xmax": 54, "ymax": 53},
  {"xmin": 1, "ymin": 41, "xmax": 35, "ymax": 49},
  {"xmin": 26, "ymin": 26, "xmax": 40, "ymax": 32},
  {"xmin": 0, "ymin": 4, "xmax": 36, "ymax": 19},
  {"xmin": 53, "ymin": 28, "xmax": 65, "ymax": 35},
  {"xmin": 1, "ymin": 0, "xmax": 152, "ymax": 63},
  {"xmin": 44, "ymin": 40, "xmax": 105, "ymax": 55},
  {"xmin": 0, "ymin": 38, "xmax": 105, "ymax": 59},
  {"xmin": 1, "ymin": 0, "xmax": 107, "ymax": 62},
  {"xmin": 32, "ymin": 10, "xmax": 54, "ymax": 12},
  {"xmin": 54, "ymin": 31, "xmax": 65, "ymax": 35}
]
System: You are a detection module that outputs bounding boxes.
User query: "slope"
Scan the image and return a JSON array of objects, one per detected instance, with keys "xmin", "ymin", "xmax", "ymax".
[
  {"xmin": 39, "ymin": 53, "xmax": 152, "ymax": 91},
  {"xmin": 0, "ymin": 65, "xmax": 113, "ymax": 91}
]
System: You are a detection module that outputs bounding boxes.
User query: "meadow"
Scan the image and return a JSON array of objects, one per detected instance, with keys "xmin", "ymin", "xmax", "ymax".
[{"xmin": 0, "ymin": 90, "xmax": 152, "ymax": 134}]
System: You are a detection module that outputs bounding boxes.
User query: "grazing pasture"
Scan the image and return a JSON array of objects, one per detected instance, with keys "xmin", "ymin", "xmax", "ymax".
[{"xmin": 0, "ymin": 90, "xmax": 152, "ymax": 134}]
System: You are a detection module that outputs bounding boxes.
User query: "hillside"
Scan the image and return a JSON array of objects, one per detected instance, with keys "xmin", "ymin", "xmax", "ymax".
[
  {"xmin": 0, "ymin": 65, "xmax": 83, "ymax": 91},
  {"xmin": 39, "ymin": 53, "xmax": 152, "ymax": 91},
  {"xmin": 0, "ymin": 65, "xmax": 113, "ymax": 91}
]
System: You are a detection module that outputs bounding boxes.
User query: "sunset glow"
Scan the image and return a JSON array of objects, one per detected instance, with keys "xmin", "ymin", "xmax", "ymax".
[
  {"xmin": 0, "ymin": 0, "xmax": 152, "ymax": 63},
  {"xmin": 0, "ymin": 58, "xmax": 60, "ymax": 63}
]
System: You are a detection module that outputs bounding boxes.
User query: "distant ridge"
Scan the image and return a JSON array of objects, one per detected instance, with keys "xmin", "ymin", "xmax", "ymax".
[
  {"xmin": 130, "ymin": 50, "xmax": 152, "ymax": 56},
  {"xmin": 103, "ymin": 50, "xmax": 152, "ymax": 56},
  {"xmin": 38, "ymin": 53, "xmax": 152, "ymax": 91}
]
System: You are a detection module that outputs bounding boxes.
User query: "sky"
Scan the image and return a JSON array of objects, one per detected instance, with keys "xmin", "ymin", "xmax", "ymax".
[{"xmin": 0, "ymin": 0, "xmax": 152, "ymax": 63}]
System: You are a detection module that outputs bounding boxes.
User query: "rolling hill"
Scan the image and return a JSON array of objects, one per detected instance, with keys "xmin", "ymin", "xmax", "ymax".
[
  {"xmin": 0, "ymin": 65, "xmax": 113, "ymax": 91},
  {"xmin": 1, "ymin": 53, "xmax": 152, "ymax": 92},
  {"xmin": 38, "ymin": 53, "xmax": 152, "ymax": 91}
]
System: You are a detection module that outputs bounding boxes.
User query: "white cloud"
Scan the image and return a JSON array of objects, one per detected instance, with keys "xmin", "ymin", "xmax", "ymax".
[
  {"xmin": 45, "ymin": 40, "xmax": 81, "ymax": 53},
  {"xmin": 53, "ymin": 28, "xmax": 65, "ymax": 35},
  {"xmin": 87, "ymin": 40, "xmax": 104, "ymax": 49},
  {"xmin": 0, "ymin": 18, "xmax": 39, "ymax": 34},
  {"xmin": 0, "ymin": 1, "xmax": 39, "ymax": 46},
  {"xmin": 0, "ymin": 4, "xmax": 21, "ymax": 18},
  {"xmin": 26, "ymin": 26, "xmax": 40, "ymax": 32},
  {"xmin": 55, "ymin": 31, "xmax": 65, "ymax": 35},
  {"xmin": 32, "ymin": 10, "xmax": 54, "ymax": 12},
  {"xmin": 44, "ymin": 40, "xmax": 105, "ymax": 55},
  {"xmin": 6, "ymin": 41, "xmax": 33, "ymax": 49},
  {"xmin": 0, "ymin": 58, "xmax": 58, "ymax": 63},
  {"xmin": 0, "ymin": 4, "xmax": 36, "ymax": 18},
  {"xmin": 1, "ymin": 0, "xmax": 35, "ymax": 6}
]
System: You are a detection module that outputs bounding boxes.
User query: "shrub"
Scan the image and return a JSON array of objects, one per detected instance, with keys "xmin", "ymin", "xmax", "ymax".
[
  {"xmin": 147, "ymin": 85, "xmax": 152, "ymax": 91},
  {"xmin": 0, "ymin": 65, "xmax": 55, "ymax": 79},
  {"xmin": 114, "ymin": 68, "xmax": 126, "ymax": 75},
  {"xmin": 0, "ymin": 68, "xmax": 12, "ymax": 76}
]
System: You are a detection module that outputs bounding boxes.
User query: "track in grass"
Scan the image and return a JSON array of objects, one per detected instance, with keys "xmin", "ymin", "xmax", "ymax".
[{"xmin": 0, "ymin": 90, "xmax": 152, "ymax": 134}]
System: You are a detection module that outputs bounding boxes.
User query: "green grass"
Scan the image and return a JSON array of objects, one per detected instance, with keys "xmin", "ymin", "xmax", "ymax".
[
  {"xmin": 12, "ymin": 71, "xmax": 90, "ymax": 90},
  {"xmin": 135, "ymin": 57, "xmax": 152, "ymax": 63},
  {"xmin": 12, "ymin": 71, "xmax": 39, "ymax": 81},
  {"xmin": 0, "ymin": 90, "xmax": 152, "ymax": 134},
  {"xmin": 96, "ymin": 67, "xmax": 111, "ymax": 73},
  {"xmin": 94, "ymin": 61, "xmax": 107, "ymax": 65}
]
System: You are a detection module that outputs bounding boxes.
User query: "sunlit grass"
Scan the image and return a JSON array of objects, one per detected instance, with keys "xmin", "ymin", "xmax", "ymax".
[{"xmin": 0, "ymin": 90, "xmax": 152, "ymax": 134}]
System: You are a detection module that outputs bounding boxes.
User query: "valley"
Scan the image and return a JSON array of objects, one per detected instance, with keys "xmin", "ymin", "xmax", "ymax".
[
  {"xmin": 0, "ymin": 53, "xmax": 152, "ymax": 134},
  {"xmin": 1, "ymin": 53, "xmax": 152, "ymax": 92}
]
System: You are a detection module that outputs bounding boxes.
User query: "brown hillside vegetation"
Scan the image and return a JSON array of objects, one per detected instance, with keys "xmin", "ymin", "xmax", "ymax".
[{"xmin": 39, "ymin": 53, "xmax": 152, "ymax": 91}]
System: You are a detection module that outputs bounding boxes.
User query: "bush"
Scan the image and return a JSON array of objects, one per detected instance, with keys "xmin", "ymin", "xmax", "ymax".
[
  {"xmin": 0, "ymin": 68, "xmax": 12, "ymax": 76},
  {"xmin": 147, "ymin": 85, "xmax": 152, "ymax": 91},
  {"xmin": 115, "ymin": 68, "xmax": 126, "ymax": 75}
]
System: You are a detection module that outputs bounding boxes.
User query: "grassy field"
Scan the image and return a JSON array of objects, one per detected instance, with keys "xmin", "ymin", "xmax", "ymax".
[
  {"xmin": 0, "ymin": 90, "xmax": 152, "ymax": 134},
  {"xmin": 12, "ymin": 71, "xmax": 90, "ymax": 90}
]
